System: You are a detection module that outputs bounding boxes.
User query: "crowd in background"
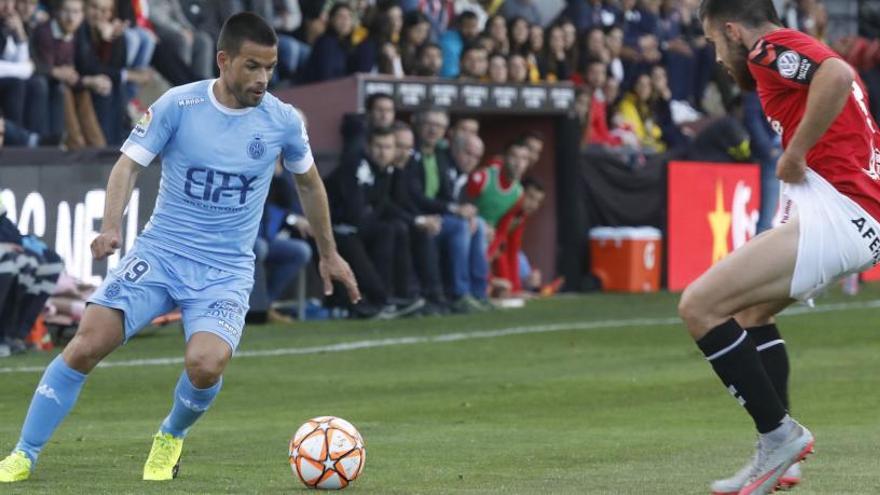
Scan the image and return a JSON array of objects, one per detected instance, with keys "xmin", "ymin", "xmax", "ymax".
[
  {"xmin": 2, "ymin": 0, "xmax": 880, "ymax": 340},
  {"xmin": 2, "ymin": 0, "xmax": 878, "ymax": 151}
]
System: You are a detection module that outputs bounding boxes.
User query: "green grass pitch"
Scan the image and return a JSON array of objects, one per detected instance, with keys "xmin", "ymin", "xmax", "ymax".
[{"xmin": 1, "ymin": 287, "xmax": 879, "ymax": 494}]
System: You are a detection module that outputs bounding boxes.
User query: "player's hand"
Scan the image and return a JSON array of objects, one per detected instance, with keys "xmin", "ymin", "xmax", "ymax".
[
  {"xmin": 319, "ymin": 251, "xmax": 361, "ymax": 303},
  {"xmin": 776, "ymin": 149, "xmax": 807, "ymax": 183},
  {"xmin": 91, "ymin": 230, "xmax": 121, "ymax": 260},
  {"xmin": 295, "ymin": 216, "xmax": 314, "ymax": 238}
]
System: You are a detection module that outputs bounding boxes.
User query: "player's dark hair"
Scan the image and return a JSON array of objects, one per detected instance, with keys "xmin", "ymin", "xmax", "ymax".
[
  {"xmin": 365, "ymin": 92, "xmax": 394, "ymax": 112},
  {"xmin": 521, "ymin": 177, "xmax": 544, "ymax": 192},
  {"xmin": 457, "ymin": 10, "xmax": 478, "ymax": 25},
  {"xmin": 414, "ymin": 106, "xmax": 449, "ymax": 125},
  {"xmin": 217, "ymin": 12, "xmax": 278, "ymax": 56},
  {"xmin": 417, "ymin": 42, "xmax": 442, "ymax": 58},
  {"xmin": 368, "ymin": 126, "xmax": 395, "ymax": 142},
  {"xmin": 460, "ymin": 44, "xmax": 486, "ymax": 63},
  {"xmin": 506, "ymin": 139, "xmax": 529, "ymax": 151},
  {"xmin": 390, "ymin": 120, "xmax": 412, "ymax": 133},
  {"xmin": 698, "ymin": 0, "xmax": 782, "ymax": 28},
  {"xmin": 519, "ymin": 130, "xmax": 545, "ymax": 143}
]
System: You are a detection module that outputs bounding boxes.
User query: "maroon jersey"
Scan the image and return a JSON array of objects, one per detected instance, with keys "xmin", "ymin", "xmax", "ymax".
[{"xmin": 748, "ymin": 28, "xmax": 880, "ymax": 221}]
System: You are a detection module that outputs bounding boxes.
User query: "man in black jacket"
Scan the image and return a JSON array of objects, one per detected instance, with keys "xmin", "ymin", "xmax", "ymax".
[
  {"xmin": 407, "ymin": 108, "xmax": 489, "ymax": 312},
  {"xmin": 326, "ymin": 126, "xmax": 423, "ymax": 318}
]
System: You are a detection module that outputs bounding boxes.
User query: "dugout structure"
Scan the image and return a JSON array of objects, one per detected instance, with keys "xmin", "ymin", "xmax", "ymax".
[{"xmin": 276, "ymin": 75, "xmax": 581, "ymax": 287}]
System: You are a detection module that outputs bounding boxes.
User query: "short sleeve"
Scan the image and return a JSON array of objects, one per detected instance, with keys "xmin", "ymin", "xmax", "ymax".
[
  {"xmin": 120, "ymin": 90, "xmax": 181, "ymax": 167},
  {"xmin": 281, "ymin": 105, "xmax": 315, "ymax": 175},
  {"xmin": 749, "ymin": 31, "xmax": 839, "ymax": 88}
]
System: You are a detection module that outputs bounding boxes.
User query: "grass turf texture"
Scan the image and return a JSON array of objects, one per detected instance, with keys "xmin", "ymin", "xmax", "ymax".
[{"xmin": 1, "ymin": 287, "xmax": 879, "ymax": 494}]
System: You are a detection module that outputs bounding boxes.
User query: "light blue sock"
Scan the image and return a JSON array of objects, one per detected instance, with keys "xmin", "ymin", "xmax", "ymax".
[
  {"xmin": 15, "ymin": 355, "xmax": 87, "ymax": 465},
  {"xmin": 159, "ymin": 371, "xmax": 222, "ymax": 438}
]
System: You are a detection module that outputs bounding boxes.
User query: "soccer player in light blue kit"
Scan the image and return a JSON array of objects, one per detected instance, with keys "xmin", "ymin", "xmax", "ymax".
[{"xmin": 0, "ymin": 12, "xmax": 360, "ymax": 483}]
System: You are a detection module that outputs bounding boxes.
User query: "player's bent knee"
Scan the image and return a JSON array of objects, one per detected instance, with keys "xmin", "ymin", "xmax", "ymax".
[
  {"xmin": 678, "ymin": 285, "xmax": 718, "ymax": 339},
  {"xmin": 184, "ymin": 337, "xmax": 232, "ymax": 388},
  {"xmin": 62, "ymin": 305, "xmax": 124, "ymax": 373}
]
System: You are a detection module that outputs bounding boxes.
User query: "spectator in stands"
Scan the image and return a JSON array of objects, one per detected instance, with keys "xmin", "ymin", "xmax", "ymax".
[
  {"xmin": 559, "ymin": 17, "xmax": 578, "ymax": 68},
  {"xmin": 387, "ymin": 121, "xmax": 448, "ymax": 314},
  {"xmin": 326, "ymin": 126, "xmax": 423, "ymax": 319},
  {"xmin": 458, "ymin": 44, "xmax": 487, "ymax": 81},
  {"xmin": 485, "ymin": 14, "xmax": 508, "ymax": 55},
  {"xmin": 447, "ymin": 130, "xmax": 490, "ymax": 305},
  {"xmin": 537, "ymin": 23, "xmax": 571, "ymax": 82},
  {"xmin": 148, "ymin": 0, "xmax": 214, "ymax": 79},
  {"xmin": 439, "ymin": 9, "xmax": 478, "ymax": 78},
  {"xmin": 77, "ymin": 0, "xmax": 148, "ymax": 144},
  {"xmin": 0, "ymin": 201, "xmax": 64, "ymax": 356},
  {"xmin": 117, "ymin": 0, "xmax": 156, "ymax": 106},
  {"xmin": 782, "ymin": 0, "xmax": 827, "ymax": 40},
  {"xmin": 488, "ymin": 176, "xmax": 545, "ymax": 297},
  {"xmin": 583, "ymin": 59, "xmax": 621, "ymax": 147},
  {"xmin": 446, "ymin": 117, "xmax": 481, "ymax": 196},
  {"xmin": 606, "ymin": 25, "xmax": 625, "ymax": 83},
  {"xmin": 408, "ymin": 108, "xmax": 487, "ymax": 312},
  {"xmin": 0, "ymin": 109, "xmax": 46, "ymax": 147},
  {"xmin": 507, "ymin": 52, "xmax": 529, "ymax": 83},
  {"xmin": 487, "ymin": 51, "xmax": 507, "ymax": 83},
  {"xmin": 301, "ymin": 2, "xmax": 353, "ymax": 83},
  {"xmin": 15, "ymin": 0, "xmax": 46, "ymax": 34},
  {"xmin": 615, "ymin": 72, "xmax": 665, "ymax": 153},
  {"xmin": 0, "ymin": 0, "xmax": 39, "ymax": 135},
  {"xmin": 263, "ymin": 0, "xmax": 310, "ymax": 81},
  {"xmin": 649, "ymin": 64, "xmax": 688, "ymax": 149},
  {"xmin": 452, "ymin": 0, "xmax": 488, "ymax": 28},
  {"xmin": 411, "ymin": 41, "xmax": 440, "ymax": 77},
  {"xmin": 500, "ymin": 0, "xmax": 540, "ymax": 27},
  {"xmin": 400, "ymin": 9, "xmax": 431, "ymax": 75},
  {"xmin": 32, "ymin": 0, "xmax": 106, "ymax": 149},
  {"xmin": 254, "ymin": 161, "xmax": 314, "ymax": 323},
  {"xmin": 350, "ymin": 3, "xmax": 403, "ymax": 75},
  {"xmin": 414, "ymin": 0, "xmax": 454, "ymax": 39},
  {"xmin": 292, "ymin": 4, "xmax": 326, "ymax": 47},
  {"xmin": 341, "ymin": 91, "xmax": 395, "ymax": 165},
  {"xmin": 573, "ymin": 86, "xmax": 592, "ymax": 142},
  {"xmin": 507, "ymin": 16, "xmax": 529, "ymax": 55},
  {"xmin": 581, "ymin": 27, "xmax": 610, "ymax": 67},
  {"xmin": 527, "ymin": 22, "xmax": 542, "ymax": 54},
  {"xmin": 564, "ymin": 0, "xmax": 621, "ymax": 32},
  {"xmin": 271, "ymin": 0, "xmax": 302, "ymax": 34}
]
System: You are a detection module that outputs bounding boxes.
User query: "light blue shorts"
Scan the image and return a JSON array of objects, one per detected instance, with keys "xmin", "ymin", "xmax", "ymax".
[{"xmin": 88, "ymin": 241, "xmax": 253, "ymax": 351}]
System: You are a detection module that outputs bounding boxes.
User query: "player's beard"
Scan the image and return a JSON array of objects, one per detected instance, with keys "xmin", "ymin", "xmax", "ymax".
[
  {"xmin": 725, "ymin": 37, "xmax": 757, "ymax": 91},
  {"xmin": 232, "ymin": 81, "xmax": 265, "ymax": 108}
]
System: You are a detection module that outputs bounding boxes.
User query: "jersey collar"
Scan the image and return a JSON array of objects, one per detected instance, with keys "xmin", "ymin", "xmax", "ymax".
[{"xmin": 208, "ymin": 79, "xmax": 255, "ymax": 116}]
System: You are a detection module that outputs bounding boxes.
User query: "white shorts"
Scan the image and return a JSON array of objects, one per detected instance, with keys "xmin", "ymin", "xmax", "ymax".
[{"xmin": 780, "ymin": 168, "xmax": 880, "ymax": 301}]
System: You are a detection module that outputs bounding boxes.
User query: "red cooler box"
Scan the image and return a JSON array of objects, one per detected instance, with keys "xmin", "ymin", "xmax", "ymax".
[{"xmin": 590, "ymin": 227, "xmax": 662, "ymax": 292}]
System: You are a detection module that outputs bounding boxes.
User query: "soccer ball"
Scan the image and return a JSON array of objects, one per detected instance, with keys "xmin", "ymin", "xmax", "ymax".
[{"xmin": 289, "ymin": 416, "xmax": 366, "ymax": 490}]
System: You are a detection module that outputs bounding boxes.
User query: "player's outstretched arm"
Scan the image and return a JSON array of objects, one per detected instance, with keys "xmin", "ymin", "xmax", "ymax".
[
  {"xmin": 293, "ymin": 164, "xmax": 361, "ymax": 303},
  {"xmin": 778, "ymin": 58, "xmax": 855, "ymax": 183},
  {"xmin": 92, "ymin": 154, "xmax": 141, "ymax": 260}
]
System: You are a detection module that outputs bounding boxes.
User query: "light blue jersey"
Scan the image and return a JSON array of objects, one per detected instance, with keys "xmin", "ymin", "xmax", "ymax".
[
  {"xmin": 88, "ymin": 79, "xmax": 313, "ymax": 350},
  {"xmin": 121, "ymin": 79, "xmax": 313, "ymax": 276}
]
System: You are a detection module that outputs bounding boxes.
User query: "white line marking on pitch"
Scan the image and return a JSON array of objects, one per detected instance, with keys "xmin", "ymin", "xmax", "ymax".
[{"xmin": 1, "ymin": 299, "xmax": 878, "ymax": 374}]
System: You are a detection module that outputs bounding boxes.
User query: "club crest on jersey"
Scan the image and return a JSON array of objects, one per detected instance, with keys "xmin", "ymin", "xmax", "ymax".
[
  {"xmin": 777, "ymin": 51, "xmax": 801, "ymax": 79},
  {"xmin": 133, "ymin": 108, "xmax": 152, "ymax": 137},
  {"xmin": 247, "ymin": 135, "xmax": 266, "ymax": 159},
  {"xmin": 105, "ymin": 281, "xmax": 122, "ymax": 299}
]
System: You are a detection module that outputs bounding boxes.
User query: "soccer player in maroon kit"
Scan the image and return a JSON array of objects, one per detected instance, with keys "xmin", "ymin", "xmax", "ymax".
[{"xmin": 679, "ymin": 1, "xmax": 880, "ymax": 494}]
